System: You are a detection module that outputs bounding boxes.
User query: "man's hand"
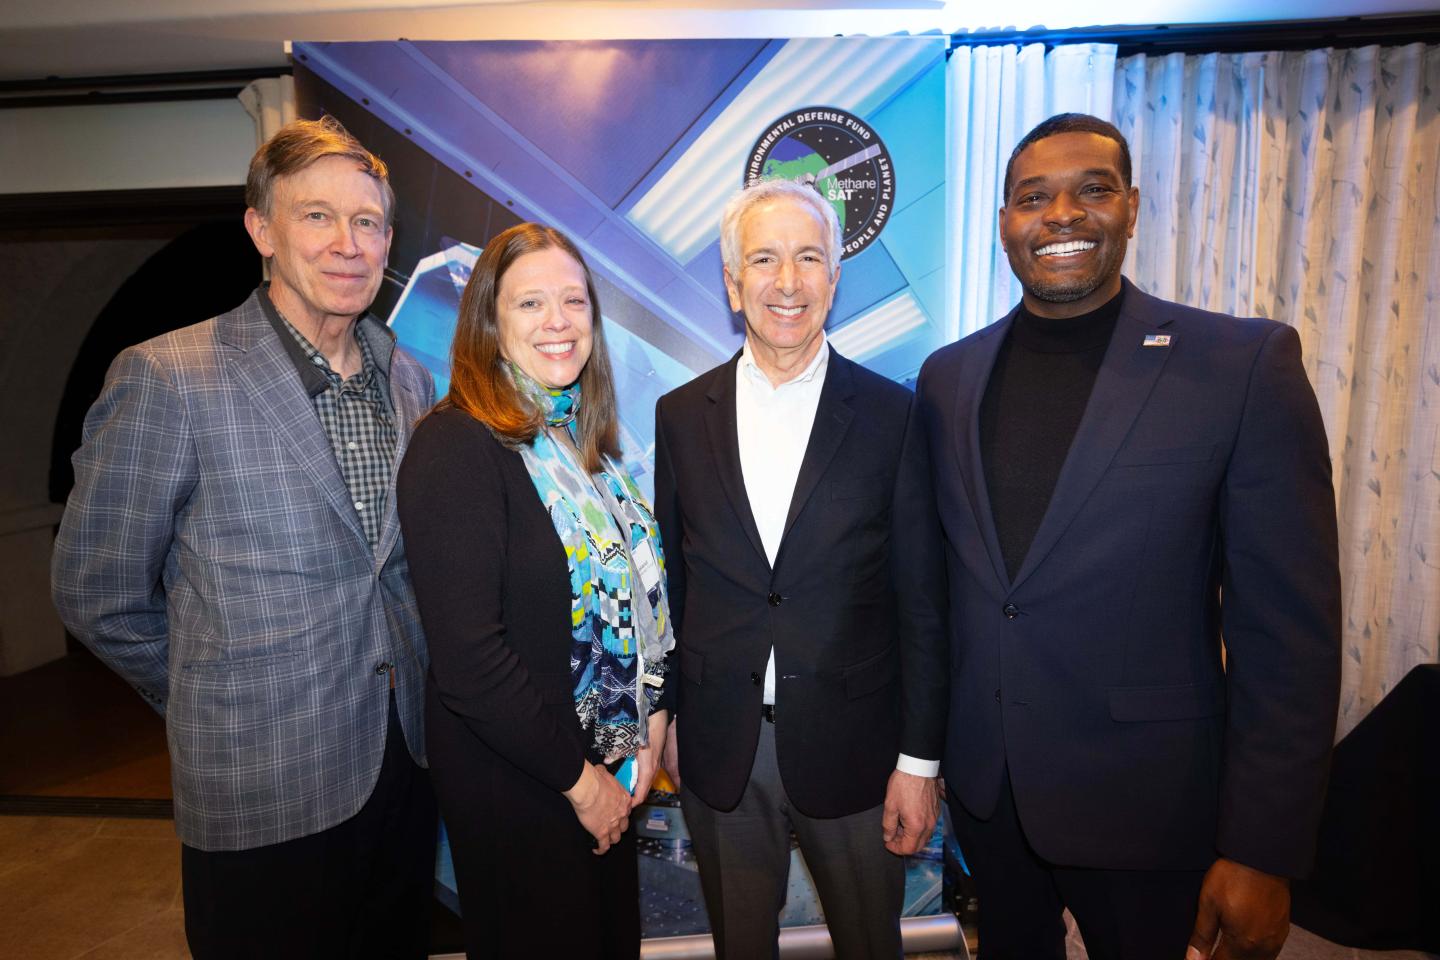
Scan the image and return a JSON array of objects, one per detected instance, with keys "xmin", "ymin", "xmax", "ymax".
[
  {"xmin": 882, "ymin": 769, "xmax": 939, "ymax": 856},
  {"xmin": 629, "ymin": 710, "xmax": 670, "ymax": 811},
  {"xmin": 1186, "ymin": 858, "xmax": 1291, "ymax": 960},
  {"xmin": 563, "ymin": 762, "xmax": 631, "ymax": 855}
]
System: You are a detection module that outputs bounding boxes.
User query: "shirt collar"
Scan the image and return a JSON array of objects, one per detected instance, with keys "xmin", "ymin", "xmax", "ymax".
[
  {"xmin": 739, "ymin": 334, "xmax": 830, "ymax": 390},
  {"xmin": 256, "ymin": 283, "xmax": 388, "ymax": 399},
  {"xmin": 280, "ymin": 311, "xmax": 376, "ymax": 393}
]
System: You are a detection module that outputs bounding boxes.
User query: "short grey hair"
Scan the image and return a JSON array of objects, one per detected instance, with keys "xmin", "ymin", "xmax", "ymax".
[
  {"xmin": 246, "ymin": 115, "xmax": 395, "ymax": 224},
  {"xmin": 719, "ymin": 178, "xmax": 843, "ymax": 276}
]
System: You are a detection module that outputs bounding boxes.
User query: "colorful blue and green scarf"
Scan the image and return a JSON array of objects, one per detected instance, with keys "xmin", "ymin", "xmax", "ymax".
[{"xmin": 512, "ymin": 368, "xmax": 673, "ymax": 760}]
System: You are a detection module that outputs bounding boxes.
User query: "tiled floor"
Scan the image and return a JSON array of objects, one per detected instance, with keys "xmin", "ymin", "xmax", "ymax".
[
  {"xmin": 1276, "ymin": 929, "xmax": 1439, "ymax": 960},
  {"xmin": 0, "ymin": 816, "xmax": 187, "ymax": 960},
  {"xmin": 0, "ymin": 814, "xmax": 1434, "ymax": 960},
  {"xmin": 1059, "ymin": 916, "xmax": 1438, "ymax": 960},
  {"xmin": 1, "ymin": 655, "xmax": 1435, "ymax": 960}
]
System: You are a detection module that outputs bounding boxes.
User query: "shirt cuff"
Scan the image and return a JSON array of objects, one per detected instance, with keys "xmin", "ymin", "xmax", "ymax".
[{"xmin": 895, "ymin": 753, "xmax": 940, "ymax": 778}]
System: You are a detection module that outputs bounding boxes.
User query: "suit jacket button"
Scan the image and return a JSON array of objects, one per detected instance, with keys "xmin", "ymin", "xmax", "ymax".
[
  {"xmin": 768, "ymin": 592, "xmax": 782, "ymax": 606},
  {"xmin": 1002, "ymin": 602, "xmax": 1019, "ymax": 620},
  {"xmin": 750, "ymin": 672, "xmax": 762, "ymax": 686},
  {"xmin": 994, "ymin": 688, "xmax": 1001, "ymax": 702},
  {"xmin": 374, "ymin": 661, "xmax": 390, "ymax": 676}
]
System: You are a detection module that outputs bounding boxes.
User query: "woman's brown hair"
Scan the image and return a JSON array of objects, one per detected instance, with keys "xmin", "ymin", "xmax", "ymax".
[{"xmin": 444, "ymin": 222, "xmax": 621, "ymax": 473}]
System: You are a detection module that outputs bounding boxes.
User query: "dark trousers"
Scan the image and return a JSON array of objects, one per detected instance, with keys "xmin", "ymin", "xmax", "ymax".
[
  {"xmin": 182, "ymin": 696, "xmax": 438, "ymax": 960},
  {"xmin": 446, "ymin": 816, "xmax": 638, "ymax": 960},
  {"xmin": 949, "ymin": 770, "xmax": 1206, "ymax": 960},
  {"xmin": 681, "ymin": 720, "xmax": 904, "ymax": 960}
]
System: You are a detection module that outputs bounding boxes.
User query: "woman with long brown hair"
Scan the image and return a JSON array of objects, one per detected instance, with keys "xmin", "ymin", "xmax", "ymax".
[{"xmin": 397, "ymin": 223, "xmax": 673, "ymax": 958}]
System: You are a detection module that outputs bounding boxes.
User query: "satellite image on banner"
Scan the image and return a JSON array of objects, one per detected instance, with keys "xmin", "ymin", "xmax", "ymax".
[
  {"xmin": 292, "ymin": 34, "xmax": 957, "ymax": 946},
  {"xmin": 747, "ymin": 106, "xmax": 895, "ymax": 259}
]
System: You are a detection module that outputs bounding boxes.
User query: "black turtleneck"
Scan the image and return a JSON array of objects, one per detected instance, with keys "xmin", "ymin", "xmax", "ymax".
[{"xmin": 979, "ymin": 287, "xmax": 1124, "ymax": 580}]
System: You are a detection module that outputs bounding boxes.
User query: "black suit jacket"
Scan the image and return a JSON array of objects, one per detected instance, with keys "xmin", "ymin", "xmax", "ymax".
[
  {"xmin": 917, "ymin": 279, "xmax": 1341, "ymax": 877},
  {"xmin": 654, "ymin": 349, "xmax": 948, "ymax": 818}
]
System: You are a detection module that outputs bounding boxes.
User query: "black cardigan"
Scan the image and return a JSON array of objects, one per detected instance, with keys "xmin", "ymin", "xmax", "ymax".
[{"xmin": 396, "ymin": 405, "xmax": 589, "ymax": 794}]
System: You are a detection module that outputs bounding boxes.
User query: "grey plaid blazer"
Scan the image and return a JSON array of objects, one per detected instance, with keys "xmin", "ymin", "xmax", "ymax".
[{"xmin": 52, "ymin": 289, "xmax": 435, "ymax": 851}]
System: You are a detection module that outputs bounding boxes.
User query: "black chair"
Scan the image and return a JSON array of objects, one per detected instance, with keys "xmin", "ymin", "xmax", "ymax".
[{"xmin": 1291, "ymin": 663, "xmax": 1440, "ymax": 951}]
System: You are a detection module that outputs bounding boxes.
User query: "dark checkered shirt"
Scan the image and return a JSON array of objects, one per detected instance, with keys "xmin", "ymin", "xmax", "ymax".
[{"xmin": 274, "ymin": 312, "xmax": 397, "ymax": 548}]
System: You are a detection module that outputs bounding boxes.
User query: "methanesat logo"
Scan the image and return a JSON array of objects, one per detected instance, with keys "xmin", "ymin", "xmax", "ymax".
[{"xmin": 746, "ymin": 106, "xmax": 895, "ymax": 260}]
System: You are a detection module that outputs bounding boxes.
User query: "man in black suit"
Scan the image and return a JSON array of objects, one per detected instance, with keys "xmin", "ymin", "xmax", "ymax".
[
  {"xmin": 653, "ymin": 178, "xmax": 948, "ymax": 959},
  {"xmin": 916, "ymin": 113, "xmax": 1341, "ymax": 960}
]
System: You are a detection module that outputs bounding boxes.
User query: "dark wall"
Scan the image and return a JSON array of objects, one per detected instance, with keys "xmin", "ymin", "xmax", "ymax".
[{"xmin": 48, "ymin": 218, "xmax": 260, "ymax": 500}]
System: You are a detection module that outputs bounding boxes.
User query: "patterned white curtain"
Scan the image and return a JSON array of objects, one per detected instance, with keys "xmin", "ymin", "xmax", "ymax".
[
  {"xmin": 238, "ymin": 77, "xmax": 297, "ymax": 283},
  {"xmin": 239, "ymin": 76, "xmax": 297, "ymax": 148},
  {"xmin": 1112, "ymin": 44, "xmax": 1440, "ymax": 738},
  {"xmin": 946, "ymin": 42, "xmax": 1118, "ymax": 340}
]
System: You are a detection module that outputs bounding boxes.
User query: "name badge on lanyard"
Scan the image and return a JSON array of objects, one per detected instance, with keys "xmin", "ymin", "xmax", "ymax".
[{"xmin": 631, "ymin": 538, "xmax": 661, "ymax": 596}]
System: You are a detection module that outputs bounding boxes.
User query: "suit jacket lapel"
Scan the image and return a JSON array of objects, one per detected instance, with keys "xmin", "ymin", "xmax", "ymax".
[
  {"xmin": 704, "ymin": 354, "xmax": 769, "ymax": 568},
  {"xmin": 779, "ymin": 350, "xmax": 856, "ymax": 546},
  {"xmin": 375, "ymin": 360, "xmax": 429, "ymax": 564},
  {"xmin": 220, "ymin": 293, "xmax": 368, "ymax": 545},
  {"xmin": 953, "ymin": 315, "xmax": 1015, "ymax": 592},
  {"xmin": 1009, "ymin": 281, "xmax": 1175, "ymax": 591}
]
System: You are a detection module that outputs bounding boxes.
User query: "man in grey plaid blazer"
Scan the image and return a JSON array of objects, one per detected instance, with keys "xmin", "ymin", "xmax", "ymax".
[{"xmin": 52, "ymin": 117, "xmax": 437, "ymax": 960}]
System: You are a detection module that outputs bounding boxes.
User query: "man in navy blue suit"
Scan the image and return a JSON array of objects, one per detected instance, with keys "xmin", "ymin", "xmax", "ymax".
[{"xmin": 916, "ymin": 114, "xmax": 1341, "ymax": 959}]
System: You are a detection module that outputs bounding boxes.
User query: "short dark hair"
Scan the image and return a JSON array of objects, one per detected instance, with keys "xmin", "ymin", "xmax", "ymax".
[
  {"xmin": 1003, "ymin": 113, "xmax": 1132, "ymax": 201},
  {"xmin": 245, "ymin": 115, "xmax": 395, "ymax": 223}
]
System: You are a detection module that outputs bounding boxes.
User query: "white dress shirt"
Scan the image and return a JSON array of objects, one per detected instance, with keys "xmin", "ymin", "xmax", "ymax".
[{"xmin": 734, "ymin": 337, "xmax": 938, "ymax": 778}]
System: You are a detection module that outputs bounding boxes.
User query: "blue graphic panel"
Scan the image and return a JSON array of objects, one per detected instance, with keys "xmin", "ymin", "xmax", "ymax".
[
  {"xmin": 882, "ymin": 183, "xmax": 948, "ymax": 289},
  {"xmin": 415, "ymin": 40, "xmax": 772, "ymax": 209},
  {"xmin": 294, "ymin": 34, "xmax": 951, "ymax": 943},
  {"xmin": 870, "ymin": 54, "xmax": 948, "ymax": 210},
  {"xmin": 386, "ymin": 243, "xmax": 475, "ymax": 396},
  {"xmin": 830, "ymin": 242, "xmax": 909, "ymax": 324}
]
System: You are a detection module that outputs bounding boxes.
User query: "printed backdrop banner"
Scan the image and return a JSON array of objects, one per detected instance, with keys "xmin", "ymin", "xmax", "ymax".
[{"xmin": 294, "ymin": 35, "xmax": 950, "ymax": 940}]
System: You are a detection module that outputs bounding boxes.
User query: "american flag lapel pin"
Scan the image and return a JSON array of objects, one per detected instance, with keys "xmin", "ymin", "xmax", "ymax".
[{"xmin": 1142, "ymin": 334, "xmax": 1172, "ymax": 347}]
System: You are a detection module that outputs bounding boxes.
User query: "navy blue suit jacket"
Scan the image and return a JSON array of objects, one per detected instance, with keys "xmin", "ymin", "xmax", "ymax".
[{"xmin": 917, "ymin": 279, "xmax": 1341, "ymax": 877}]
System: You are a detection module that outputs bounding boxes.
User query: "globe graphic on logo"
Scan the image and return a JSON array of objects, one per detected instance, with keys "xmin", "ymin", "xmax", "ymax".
[
  {"xmin": 747, "ymin": 107, "xmax": 894, "ymax": 260},
  {"xmin": 759, "ymin": 137, "xmax": 848, "ymax": 232}
]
